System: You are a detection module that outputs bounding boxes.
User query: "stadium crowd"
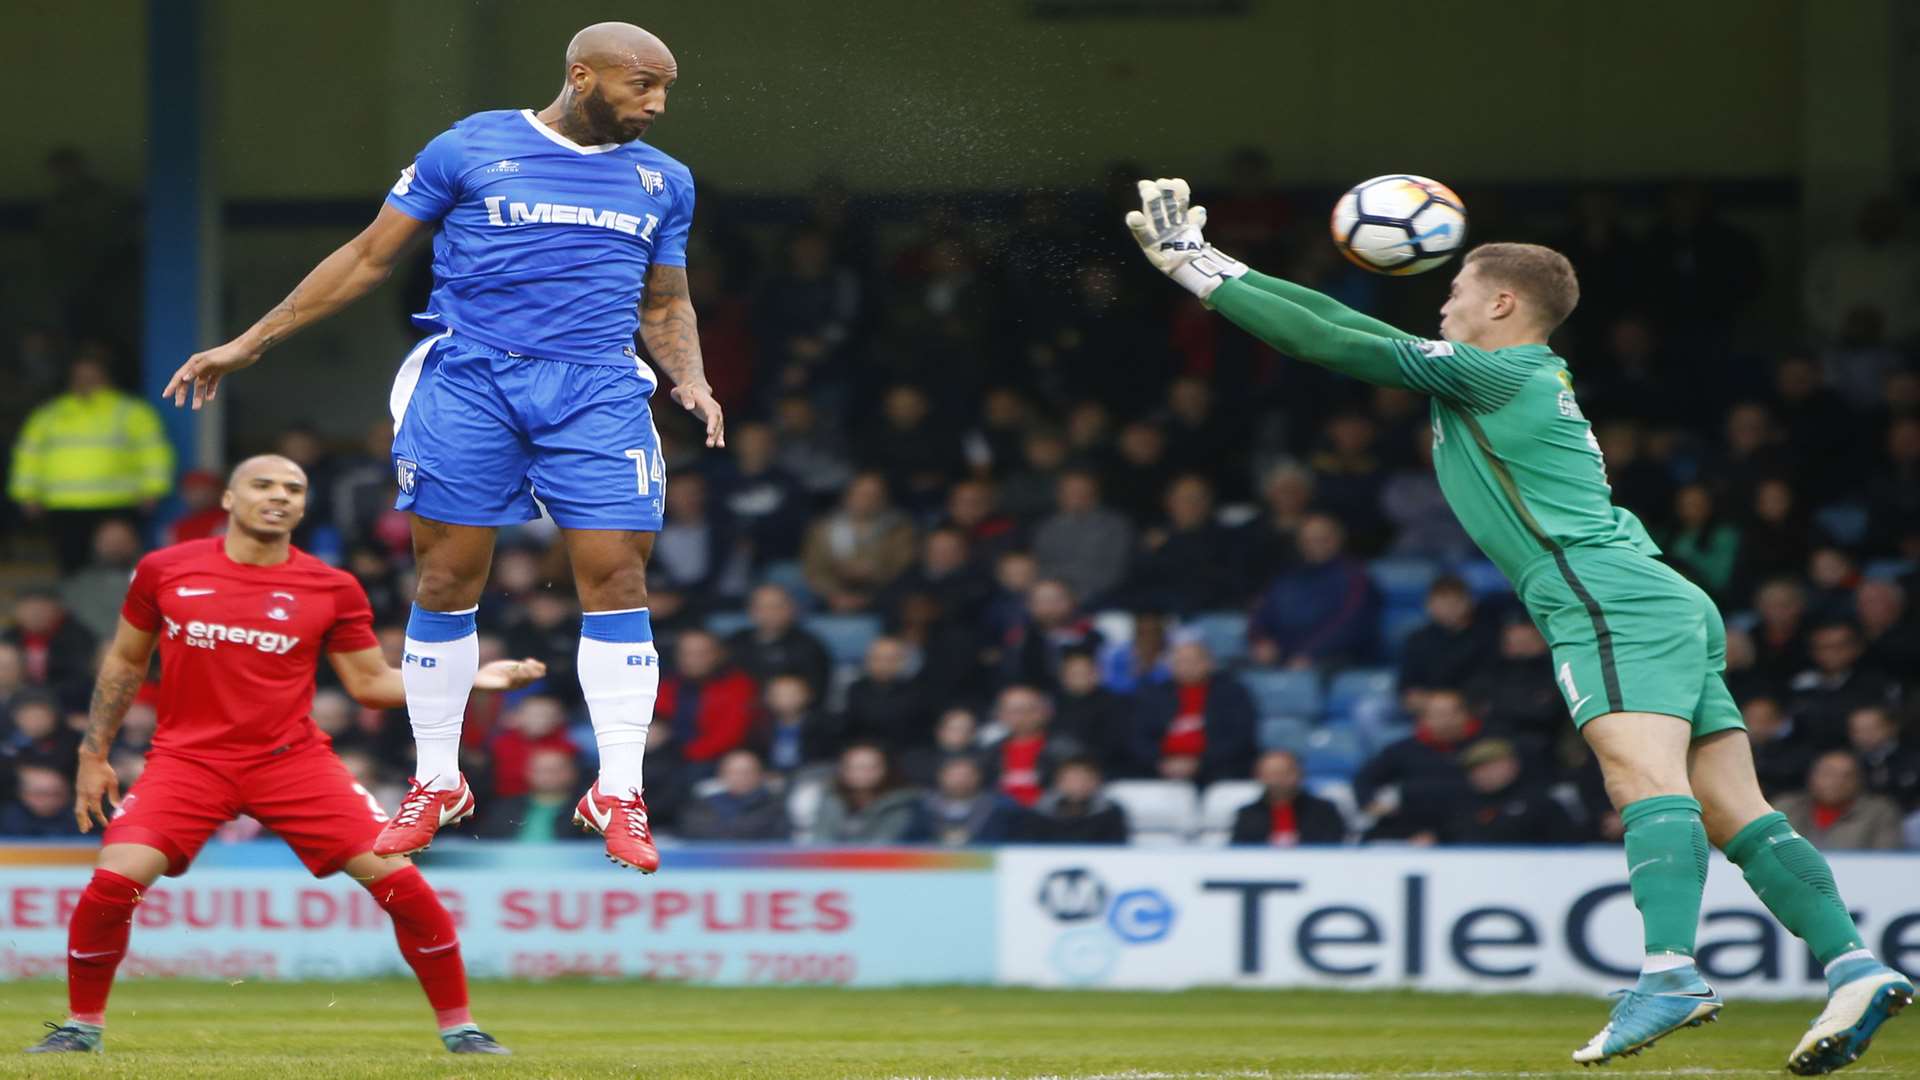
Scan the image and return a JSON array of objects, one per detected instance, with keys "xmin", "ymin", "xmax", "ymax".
[{"xmin": 2, "ymin": 154, "xmax": 1917, "ymax": 852}]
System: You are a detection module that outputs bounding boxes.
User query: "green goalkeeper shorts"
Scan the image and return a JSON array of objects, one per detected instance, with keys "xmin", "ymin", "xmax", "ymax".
[{"xmin": 1514, "ymin": 546, "xmax": 1746, "ymax": 738}]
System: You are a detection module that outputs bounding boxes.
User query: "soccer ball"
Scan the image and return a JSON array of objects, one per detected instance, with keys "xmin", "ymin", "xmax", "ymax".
[{"xmin": 1330, "ymin": 174, "xmax": 1467, "ymax": 276}]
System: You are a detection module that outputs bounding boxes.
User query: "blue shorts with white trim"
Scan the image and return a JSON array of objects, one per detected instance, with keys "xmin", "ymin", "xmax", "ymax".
[{"xmin": 389, "ymin": 330, "xmax": 665, "ymax": 531}]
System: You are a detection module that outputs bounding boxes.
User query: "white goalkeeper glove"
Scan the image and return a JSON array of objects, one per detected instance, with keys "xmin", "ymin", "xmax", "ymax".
[{"xmin": 1124, "ymin": 177, "xmax": 1247, "ymax": 300}]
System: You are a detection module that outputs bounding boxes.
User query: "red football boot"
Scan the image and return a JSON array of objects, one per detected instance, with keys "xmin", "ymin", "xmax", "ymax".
[
  {"xmin": 573, "ymin": 785, "xmax": 660, "ymax": 873},
  {"xmin": 373, "ymin": 775, "xmax": 476, "ymax": 856}
]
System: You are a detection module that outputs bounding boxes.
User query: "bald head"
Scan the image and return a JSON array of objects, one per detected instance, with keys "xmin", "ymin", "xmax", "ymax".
[
  {"xmin": 550, "ymin": 23, "xmax": 676, "ymax": 145},
  {"xmin": 566, "ymin": 22, "xmax": 672, "ymax": 73},
  {"xmin": 223, "ymin": 454, "xmax": 307, "ymax": 542},
  {"xmin": 227, "ymin": 453, "xmax": 306, "ymax": 491}
]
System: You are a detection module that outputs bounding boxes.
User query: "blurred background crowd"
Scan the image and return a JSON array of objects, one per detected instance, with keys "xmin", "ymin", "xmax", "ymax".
[{"xmin": 2, "ymin": 147, "xmax": 1917, "ymax": 854}]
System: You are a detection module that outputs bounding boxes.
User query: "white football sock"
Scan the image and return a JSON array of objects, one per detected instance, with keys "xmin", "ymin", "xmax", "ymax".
[
  {"xmin": 578, "ymin": 608, "xmax": 658, "ymax": 798},
  {"xmin": 1641, "ymin": 952, "xmax": 1694, "ymax": 974},
  {"xmin": 403, "ymin": 604, "xmax": 479, "ymax": 792},
  {"xmin": 1825, "ymin": 948, "xmax": 1876, "ymax": 975}
]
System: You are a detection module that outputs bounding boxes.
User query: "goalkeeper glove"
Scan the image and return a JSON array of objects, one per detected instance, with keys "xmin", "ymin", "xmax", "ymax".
[{"xmin": 1124, "ymin": 177, "xmax": 1247, "ymax": 301}]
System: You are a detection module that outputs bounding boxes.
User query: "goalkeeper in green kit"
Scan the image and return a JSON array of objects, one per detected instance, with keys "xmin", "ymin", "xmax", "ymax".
[{"xmin": 1124, "ymin": 178, "xmax": 1911, "ymax": 1073}]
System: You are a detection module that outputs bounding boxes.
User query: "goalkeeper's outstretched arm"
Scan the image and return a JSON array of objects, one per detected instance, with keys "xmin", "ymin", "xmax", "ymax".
[
  {"xmin": 1207, "ymin": 279, "xmax": 1413, "ymax": 390},
  {"xmin": 1235, "ymin": 269, "xmax": 1417, "ymax": 342}
]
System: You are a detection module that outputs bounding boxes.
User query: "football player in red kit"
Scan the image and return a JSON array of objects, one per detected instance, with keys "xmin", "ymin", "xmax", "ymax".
[{"xmin": 26, "ymin": 455, "xmax": 544, "ymax": 1056}]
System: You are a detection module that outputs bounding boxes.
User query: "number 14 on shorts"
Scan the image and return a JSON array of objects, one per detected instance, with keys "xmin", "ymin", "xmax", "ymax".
[{"xmin": 624, "ymin": 448, "xmax": 665, "ymax": 495}]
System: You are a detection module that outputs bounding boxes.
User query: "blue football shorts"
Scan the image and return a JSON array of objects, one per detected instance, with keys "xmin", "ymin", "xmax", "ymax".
[{"xmin": 388, "ymin": 329, "xmax": 666, "ymax": 531}]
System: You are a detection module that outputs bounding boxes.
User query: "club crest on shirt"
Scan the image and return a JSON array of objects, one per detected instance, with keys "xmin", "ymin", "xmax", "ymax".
[
  {"xmin": 266, "ymin": 590, "xmax": 297, "ymax": 623},
  {"xmin": 635, "ymin": 165, "xmax": 665, "ymax": 195},
  {"xmin": 396, "ymin": 458, "xmax": 418, "ymax": 494}
]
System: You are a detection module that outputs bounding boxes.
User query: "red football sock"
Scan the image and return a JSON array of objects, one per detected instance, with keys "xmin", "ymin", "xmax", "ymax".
[
  {"xmin": 67, "ymin": 869, "xmax": 146, "ymax": 1025},
  {"xmin": 368, "ymin": 865, "xmax": 470, "ymax": 1028}
]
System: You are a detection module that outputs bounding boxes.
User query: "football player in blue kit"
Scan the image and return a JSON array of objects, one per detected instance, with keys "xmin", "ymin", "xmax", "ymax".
[{"xmin": 164, "ymin": 22, "xmax": 719, "ymax": 872}]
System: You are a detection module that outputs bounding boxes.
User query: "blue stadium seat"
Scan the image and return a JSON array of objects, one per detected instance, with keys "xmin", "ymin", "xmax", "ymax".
[
  {"xmin": 1238, "ymin": 669, "xmax": 1323, "ymax": 719},
  {"xmin": 803, "ymin": 614, "xmax": 884, "ymax": 666},
  {"xmin": 1368, "ymin": 557, "xmax": 1438, "ymax": 608},
  {"xmin": 757, "ymin": 561, "xmax": 817, "ymax": 610},
  {"xmin": 1454, "ymin": 558, "xmax": 1512, "ymax": 598},
  {"xmin": 1184, "ymin": 611, "xmax": 1248, "ymax": 664},
  {"xmin": 705, "ymin": 610, "xmax": 752, "ymax": 639},
  {"xmin": 1259, "ymin": 715, "xmax": 1314, "ymax": 754},
  {"xmin": 1815, "ymin": 504, "xmax": 1870, "ymax": 547},
  {"xmin": 1378, "ymin": 608, "xmax": 1428, "ymax": 661},
  {"xmin": 1302, "ymin": 723, "xmax": 1367, "ymax": 780},
  {"xmin": 1327, "ymin": 668, "xmax": 1397, "ymax": 718}
]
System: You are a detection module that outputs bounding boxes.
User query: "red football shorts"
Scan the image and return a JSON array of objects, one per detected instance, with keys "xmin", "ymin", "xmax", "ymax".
[{"xmin": 103, "ymin": 744, "xmax": 387, "ymax": 878}]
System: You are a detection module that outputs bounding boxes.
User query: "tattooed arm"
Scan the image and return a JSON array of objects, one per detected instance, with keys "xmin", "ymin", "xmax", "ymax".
[
  {"xmin": 75, "ymin": 618, "xmax": 158, "ymax": 832},
  {"xmin": 163, "ymin": 205, "xmax": 432, "ymax": 410},
  {"xmin": 639, "ymin": 263, "xmax": 726, "ymax": 448}
]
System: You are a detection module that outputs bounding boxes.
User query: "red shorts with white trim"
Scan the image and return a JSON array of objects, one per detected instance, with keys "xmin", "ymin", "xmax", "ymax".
[{"xmin": 103, "ymin": 744, "xmax": 387, "ymax": 878}]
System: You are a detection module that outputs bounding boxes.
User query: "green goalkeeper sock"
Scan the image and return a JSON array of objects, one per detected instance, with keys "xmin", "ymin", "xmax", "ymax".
[
  {"xmin": 1621, "ymin": 794, "xmax": 1709, "ymax": 958},
  {"xmin": 1722, "ymin": 811, "xmax": 1865, "ymax": 965}
]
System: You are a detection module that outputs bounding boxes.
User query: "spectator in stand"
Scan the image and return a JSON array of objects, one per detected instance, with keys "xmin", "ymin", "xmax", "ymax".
[
  {"xmin": 942, "ymin": 479, "xmax": 1018, "ymax": 566},
  {"xmin": 681, "ymin": 749, "xmax": 792, "ymax": 842},
  {"xmin": 501, "ymin": 588, "xmax": 582, "ymax": 707},
  {"xmin": 772, "ymin": 393, "xmax": 855, "ymax": 502},
  {"xmin": 1104, "ymin": 420, "xmax": 1175, "ymax": 524},
  {"xmin": 58, "ymin": 519, "xmax": 142, "ymax": 642},
  {"xmin": 636, "ymin": 718, "xmax": 692, "ymax": 832},
  {"xmin": 658, "ymin": 630, "xmax": 760, "ymax": 768},
  {"xmin": 474, "ymin": 747, "xmax": 593, "ymax": 842},
  {"xmin": 485, "ymin": 695, "xmax": 578, "ymax": 800},
  {"xmin": 3, "ymin": 588, "xmax": 96, "ymax": 712},
  {"xmin": 889, "ymin": 526, "xmax": 993, "ymax": 636},
  {"xmin": 981, "ymin": 549, "xmax": 1040, "ymax": 654},
  {"xmin": 989, "ymin": 684, "xmax": 1078, "ymax": 807},
  {"xmin": 1052, "ymin": 647, "xmax": 1131, "ymax": 774},
  {"xmin": 922, "ymin": 755, "xmax": 1022, "ymax": 845},
  {"xmin": 2, "ymin": 690, "xmax": 77, "ymax": 774},
  {"xmin": 1771, "ymin": 354, "xmax": 1859, "ymax": 493},
  {"xmin": 1101, "ymin": 609, "xmax": 1171, "ymax": 693},
  {"xmin": 1807, "ymin": 546, "xmax": 1863, "ymax": 621},
  {"xmin": 1230, "ymin": 749, "xmax": 1346, "ymax": 846},
  {"xmin": 1162, "ymin": 377, "xmax": 1245, "ymax": 500},
  {"xmin": 965, "ymin": 387, "xmax": 1033, "ymax": 480},
  {"xmin": 1737, "ymin": 478, "xmax": 1813, "ymax": 596},
  {"xmin": 649, "ymin": 472, "xmax": 744, "ymax": 609},
  {"xmin": 1751, "ymin": 578, "xmax": 1812, "ymax": 678},
  {"xmin": 1592, "ymin": 421, "xmax": 1672, "ymax": 525},
  {"xmin": 0, "ymin": 642, "xmax": 27, "ymax": 723},
  {"xmin": 1308, "ymin": 411, "xmax": 1388, "ymax": 552},
  {"xmin": 1848, "ymin": 705, "xmax": 1920, "ymax": 810},
  {"xmin": 889, "ymin": 589, "xmax": 979, "ymax": 711},
  {"xmin": 1714, "ymin": 402, "xmax": 1793, "ymax": 513},
  {"xmin": 1022, "ymin": 757, "xmax": 1129, "ymax": 844},
  {"xmin": 1001, "ymin": 577, "xmax": 1104, "ymax": 695},
  {"xmin": 1129, "ymin": 639, "xmax": 1256, "ymax": 786},
  {"xmin": 1032, "ymin": 468, "xmax": 1134, "ymax": 607},
  {"xmin": 1242, "ymin": 462, "xmax": 1315, "ymax": 587},
  {"xmin": 1355, "ymin": 688, "xmax": 1477, "ymax": 841},
  {"xmin": 1744, "ymin": 696, "xmax": 1815, "ymax": 799},
  {"xmin": 1662, "ymin": 483, "xmax": 1741, "ymax": 602},
  {"xmin": 1381, "ymin": 425, "xmax": 1476, "ymax": 561},
  {"xmin": 860, "ymin": 384, "xmax": 963, "ymax": 512},
  {"xmin": 801, "ymin": 471, "xmax": 917, "ymax": 613},
  {"xmin": 1399, "ymin": 575, "xmax": 1495, "ymax": 699},
  {"xmin": 1855, "ymin": 578, "xmax": 1920, "ymax": 688},
  {"xmin": 1128, "ymin": 474, "xmax": 1244, "ymax": 615},
  {"xmin": 8, "ymin": 351, "xmax": 173, "ymax": 573},
  {"xmin": 320, "ymin": 419, "xmax": 398, "ymax": 549},
  {"xmin": 1249, "ymin": 513, "xmax": 1379, "ymax": 669},
  {"xmin": 1788, "ymin": 621, "xmax": 1901, "ymax": 749},
  {"xmin": 718, "ymin": 421, "xmax": 809, "ymax": 566},
  {"xmin": 902, "ymin": 706, "xmax": 987, "ymax": 788},
  {"xmin": 1722, "ymin": 627, "xmax": 1778, "ymax": 705},
  {"xmin": 727, "ymin": 584, "xmax": 832, "ymax": 703},
  {"xmin": 810, "ymin": 742, "xmax": 925, "ymax": 844},
  {"xmin": 999, "ymin": 428, "xmax": 1071, "ymax": 527},
  {"xmin": 840, "ymin": 636, "xmax": 930, "ymax": 749},
  {"xmin": 751, "ymin": 674, "xmax": 835, "ymax": 776},
  {"xmin": 1466, "ymin": 617, "xmax": 1564, "ymax": 747},
  {"xmin": 1435, "ymin": 738, "xmax": 1576, "ymax": 845},
  {"xmin": 0, "ymin": 763, "xmax": 80, "ymax": 837},
  {"xmin": 1865, "ymin": 417, "xmax": 1920, "ymax": 551},
  {"xmin": 163, "ymin": 469, "xmax": 227, "ymax": 544},
  {"xmin": 1777, "ymin": 750, "xmax": 1904, "ymax": 851}
]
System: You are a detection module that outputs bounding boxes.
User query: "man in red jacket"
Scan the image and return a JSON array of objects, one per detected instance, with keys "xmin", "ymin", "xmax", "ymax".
[{"xmin": 655, "ymin": 629, "xmax": 759, "ymax": 765}]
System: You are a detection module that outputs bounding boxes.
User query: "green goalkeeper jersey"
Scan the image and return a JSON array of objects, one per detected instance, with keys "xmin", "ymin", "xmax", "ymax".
[{"xmin": 1208, "ymin": 271, "xmax": 1660, "ymax": 582}]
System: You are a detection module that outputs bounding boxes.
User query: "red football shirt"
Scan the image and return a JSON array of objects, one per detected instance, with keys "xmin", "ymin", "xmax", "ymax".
[{"xmin": 120, "ymin": 538, "xmax": 379, "ymax": 761}]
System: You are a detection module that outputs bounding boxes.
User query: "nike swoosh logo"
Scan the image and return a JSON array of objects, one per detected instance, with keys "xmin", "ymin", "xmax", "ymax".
[
  {"xmin": 176, "ymin": 587, "xmax": 215, "ymax": 597},
  {"xmin": 1568, "ymin": 694, "xmax": 1594, "ymax": 714},
  {"xmin": 1627, "ymin": 858, "xmax": 1661, "ymax": 877},
  {"xmin": 585, "ymin": 795, "xmax": 613, "ymax": 832},
  {"xmin": 415, "ymin": 941, "xmax": 458, "ymax": 956},
  {"xmin": 70, "ymin": 948, "xmax": 120, "ymax": 960},
  {"xmin": 1674, "ymin": 988, "xmax": 1718, "ymax": 999}
]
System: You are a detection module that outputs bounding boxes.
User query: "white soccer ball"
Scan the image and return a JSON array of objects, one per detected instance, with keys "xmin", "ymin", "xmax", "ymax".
[{"xmin": 1330, "ymin": 174, "xmax": 1468, "ymax": 276}]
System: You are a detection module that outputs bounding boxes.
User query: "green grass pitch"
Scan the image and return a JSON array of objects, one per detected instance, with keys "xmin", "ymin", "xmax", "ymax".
[{"xmin": 0, "ymin": 981, "xmax": 1910, "ymax": 1079}]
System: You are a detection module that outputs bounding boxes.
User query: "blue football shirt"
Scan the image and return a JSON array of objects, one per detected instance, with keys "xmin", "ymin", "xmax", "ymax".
[{"xmin": 385, "ymin": 109, "xmax": 695, "ymax": 368}]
